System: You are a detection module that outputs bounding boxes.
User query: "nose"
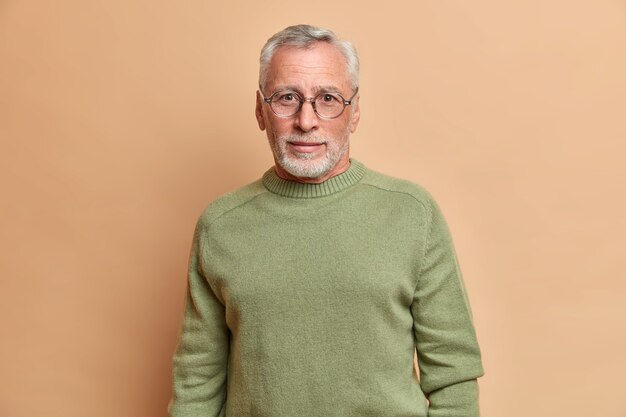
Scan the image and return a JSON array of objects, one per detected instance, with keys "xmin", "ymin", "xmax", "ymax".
[{"xmin": 294, "ymin": 99, "xmax": 320, "ymax": 132}]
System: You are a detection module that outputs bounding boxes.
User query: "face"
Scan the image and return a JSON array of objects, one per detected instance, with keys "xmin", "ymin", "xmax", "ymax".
[{"xmin": 255, "ymin": 42, "xmax": 360, "ymax": 183}]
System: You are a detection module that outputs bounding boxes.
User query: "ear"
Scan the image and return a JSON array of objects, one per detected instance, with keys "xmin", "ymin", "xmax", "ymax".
[
  {"xmin": 348, "ymin": 94, "xmax": 360, "ymax": 134},
  {"xmin": 255, "ymin": 91, "xmax": 266, "ymax": 131}
]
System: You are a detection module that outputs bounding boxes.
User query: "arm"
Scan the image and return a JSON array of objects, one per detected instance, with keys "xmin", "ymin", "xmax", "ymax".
[
  {"xmin": 169, "ymin": 218, "xmax": 229, "ymax": 417},
  {"xmin": 411, "ymin": 196, "xmax": 484, "ymax": 417}
]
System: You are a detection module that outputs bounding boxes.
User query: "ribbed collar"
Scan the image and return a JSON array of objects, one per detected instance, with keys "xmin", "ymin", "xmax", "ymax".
[{"xmin": 262, "ymin": 159, "xmax": 367, "ymax": 198}]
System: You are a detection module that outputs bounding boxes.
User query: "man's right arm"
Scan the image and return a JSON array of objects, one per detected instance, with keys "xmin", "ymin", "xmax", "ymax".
[{"xmin": 169, "ymin": 218, "xmax": 229, "ymax": 417}]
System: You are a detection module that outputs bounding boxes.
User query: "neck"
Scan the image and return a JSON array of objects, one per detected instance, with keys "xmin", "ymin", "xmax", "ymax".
[{"xmin": 262, "ymin": 158, "xmax": 366, "ymax": 198}]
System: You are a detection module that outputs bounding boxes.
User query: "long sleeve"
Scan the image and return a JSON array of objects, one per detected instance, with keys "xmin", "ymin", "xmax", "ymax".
[
  {"xmin": 410, "ymin": 196, "xmax": 484, "ymax": 417},
  {"xmin": 169, "ymin": 218, "xmax": 230, "ymax": 417}
]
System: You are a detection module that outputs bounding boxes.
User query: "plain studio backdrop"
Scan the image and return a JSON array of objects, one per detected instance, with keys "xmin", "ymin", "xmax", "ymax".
[{"xmin": 1, "ymin": 1, "xmax": 625, "ymax": 416}]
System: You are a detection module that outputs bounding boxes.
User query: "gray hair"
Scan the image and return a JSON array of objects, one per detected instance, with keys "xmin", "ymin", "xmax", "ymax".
[{"xmin": 259, "ymin": 24, "xmax": 360, "ymax": 92}]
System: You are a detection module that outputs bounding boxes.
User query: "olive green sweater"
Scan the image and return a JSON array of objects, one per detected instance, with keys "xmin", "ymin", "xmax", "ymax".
[{"xmin": 169, "ymin": 159, "xmax": 484, "ymax": 417}]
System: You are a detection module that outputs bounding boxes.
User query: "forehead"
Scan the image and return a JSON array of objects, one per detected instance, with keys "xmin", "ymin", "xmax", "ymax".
[{"xmin": 266, "ymin": 42, "xmax": 351, "ymax": 92}]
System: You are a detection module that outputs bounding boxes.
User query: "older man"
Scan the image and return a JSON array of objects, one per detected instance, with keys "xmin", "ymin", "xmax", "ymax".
[{"xmin": 169, "ymin": 24, "xmax": 484, "ymax": 417}]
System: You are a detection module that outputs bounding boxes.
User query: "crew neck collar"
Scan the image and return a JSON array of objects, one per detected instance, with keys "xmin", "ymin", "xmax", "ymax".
[{"xmin": 262, "ymin": 159, "xmax": 367, "ymax": 198}]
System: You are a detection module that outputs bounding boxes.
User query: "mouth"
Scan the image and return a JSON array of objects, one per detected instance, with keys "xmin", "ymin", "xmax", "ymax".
[{"xmin": 287, "ymin": 141, "xmax": 326, "ymax": 153}]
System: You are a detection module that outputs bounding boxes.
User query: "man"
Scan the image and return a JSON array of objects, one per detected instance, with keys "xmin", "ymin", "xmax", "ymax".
[{"xmin": 169, "ymin": 24, "xmax": 484, "ymax": 417}]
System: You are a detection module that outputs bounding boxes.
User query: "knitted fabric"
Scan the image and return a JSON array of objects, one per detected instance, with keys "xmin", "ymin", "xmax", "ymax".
[{"xmin": 169, "ymin": 159, "xmax": 484, "ymax": 417}]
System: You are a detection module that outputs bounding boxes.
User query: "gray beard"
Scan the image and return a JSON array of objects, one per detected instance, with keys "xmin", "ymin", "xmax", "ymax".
[{"xmin": 272, "ymin": 134, "xmax": 349, "ymax": 179}]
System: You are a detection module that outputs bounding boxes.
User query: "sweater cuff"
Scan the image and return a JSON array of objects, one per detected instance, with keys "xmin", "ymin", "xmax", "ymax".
[{"xmin": 427, "ymin": 379, "xmax": 480, "ymax": 417}]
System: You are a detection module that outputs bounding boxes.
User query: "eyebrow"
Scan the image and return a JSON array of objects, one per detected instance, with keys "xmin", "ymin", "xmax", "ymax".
[{"xmin": 274, "ymin": 85, "xmax": 344, "ymax": 96}]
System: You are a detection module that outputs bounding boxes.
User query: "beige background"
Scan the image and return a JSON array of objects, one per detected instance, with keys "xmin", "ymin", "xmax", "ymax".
[{"xmin": 1, "ymin": 1, "xmax": 625, "ymax": 416}]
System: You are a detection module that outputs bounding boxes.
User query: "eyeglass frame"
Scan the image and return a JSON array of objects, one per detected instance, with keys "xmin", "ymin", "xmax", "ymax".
[{"xmin": 259, "ymin": 85, "xmax": 359, "ymax": 120}]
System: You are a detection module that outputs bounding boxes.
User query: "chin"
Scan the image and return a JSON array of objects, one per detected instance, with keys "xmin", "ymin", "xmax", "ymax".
[{"xmin": 280, "ymin": 156, "xmax": 334, "ymax": 179}]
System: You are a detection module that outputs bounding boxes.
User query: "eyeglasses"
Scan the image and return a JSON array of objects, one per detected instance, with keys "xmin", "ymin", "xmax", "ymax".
[{"xmin": 260, "ymin": 86, "xmax": 359, "ymax": 120}]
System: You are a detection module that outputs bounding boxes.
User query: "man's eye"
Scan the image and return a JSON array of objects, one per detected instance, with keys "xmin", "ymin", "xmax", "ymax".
[
  {"xmin": 278, "ymin": 93, "xmax": 296, "ymax": 102},
  {"xmin": 322, "ymin": 94, "xmax": 335, "ymax": 102}
]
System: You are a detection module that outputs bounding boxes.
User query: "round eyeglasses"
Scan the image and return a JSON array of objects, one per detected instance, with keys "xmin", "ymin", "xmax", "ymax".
[{"xmin": 260, "ymin": 87, "xmax": 359, "ymax": 120}]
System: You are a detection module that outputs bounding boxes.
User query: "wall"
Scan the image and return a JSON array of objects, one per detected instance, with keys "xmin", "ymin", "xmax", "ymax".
[{"xmin": 1, "ymin": 1, "xmax": 625, "ymax": 416}]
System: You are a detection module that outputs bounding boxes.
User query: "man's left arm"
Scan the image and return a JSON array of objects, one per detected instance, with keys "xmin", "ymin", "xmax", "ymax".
[{"xmin": 410, "ymin": 195, "xmax": 485, "ymax": 417}]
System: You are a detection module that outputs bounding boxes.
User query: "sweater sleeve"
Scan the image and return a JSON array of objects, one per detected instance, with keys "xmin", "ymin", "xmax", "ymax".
[
  {"xmin": 410, "ymin": 196, "xmax": 484, "ymax": 417},
  {"xmin": 169, "ymin": 218, "xmax": 229, "ymax": 417}
]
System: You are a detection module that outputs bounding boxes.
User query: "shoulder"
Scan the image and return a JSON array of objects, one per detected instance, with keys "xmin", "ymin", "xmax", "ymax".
[
  {"xmin": 196, "ymin": 178, "xmax": 268, "ymax": 229},
  {"xmin": 359, "ymin": 163, "xmax": 437, "ymax": 213}
]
